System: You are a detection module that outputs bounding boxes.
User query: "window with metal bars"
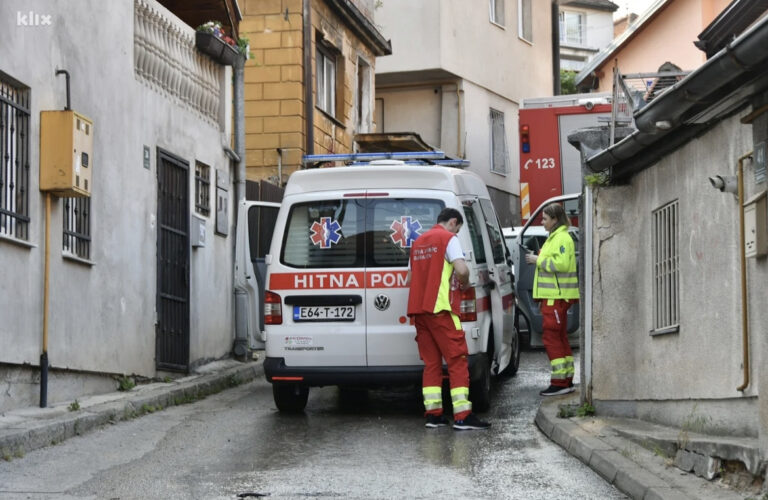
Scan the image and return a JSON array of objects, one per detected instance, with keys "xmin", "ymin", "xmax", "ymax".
[
  {"xmin": 195, "ymin": 162, "xmax": 210, "ymax": 216},
  {"xmin": 0, "ymin": 72, "xmax": 30, "ymax": 241},
  {"xmin": 652, "ymin": 200, "xmax": 679, "ymax": 335},
  {"xmin": 63, "ymin": 197, "xmax": 91, "ymax": 260},
  {"xmin": 489, "ymin": 108, "xmax": 509, "ymax": 174}
]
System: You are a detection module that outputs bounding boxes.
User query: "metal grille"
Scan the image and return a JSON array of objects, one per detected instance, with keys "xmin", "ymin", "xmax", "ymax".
[
  {"xmin": 156, "ymin": 151, "xmax": 190, "ymax": 371},
  {"xmin": 194, "ymin": 162, "xmax": 210, "ymax": 216},
  {"xmin": 652, "ymin": 200, "xmax": 679, "ymax": 334},
  {"xmin": 0, "ymin": 73, "xmax": 30, "ymax": 240},
  {"xmin": 63, "ymin": 197, "xmax": 91, "ymax": 259},
  {"xmin": 490, "ymin": 108, "xmax": 509, "ymax": 174}
]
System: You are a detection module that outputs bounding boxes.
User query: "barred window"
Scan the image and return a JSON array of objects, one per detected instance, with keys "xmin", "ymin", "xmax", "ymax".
[
  {"xmin": 63, "ymin": 197, "xmax": 91, "ymax": 260},
  {"xmin": 490, "ymin": 108, "xmax": 509, "ymax": 174},
  {"xmin": 195, "ymin": 162, "xmax": 210, "ymax": 216},
  {"xmin": 652, "ymin": 200, "xmax": 679, "ymax": 335},
  {"xmin": 0, "ymin": 72, "xmax": 30, "ymax": 241}
]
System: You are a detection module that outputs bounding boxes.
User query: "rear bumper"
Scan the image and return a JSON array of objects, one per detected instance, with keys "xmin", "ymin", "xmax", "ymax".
[{"xmin": 265, "ymin": 354, "xmax": 484, "ymax": 387}]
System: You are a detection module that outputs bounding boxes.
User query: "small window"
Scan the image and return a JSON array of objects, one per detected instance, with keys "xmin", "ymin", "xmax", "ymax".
[
  {"xmin": 282, "ymin": 199, "xmax": 363, "ymax": 268},
  {"xmin": 316, "ymin": 41, "xmax": 337, "ymax": 117},
  {"xmin": 370, "ymin": 198, "xmax": 444, "ymax": 267},
  {"xmin": 559, "ymin": 10, "xmax": 585, "ymax": 45},
  {"xmin": 63, "ymin": 197, "xmax": 91, "ymax": 260},
  {"xmin": 489, "ymin": 0, "xmax": 505, "ymax": 26},
  {"xmin": 479, "ymin": 199, "xmax": 506, "ymax": 264},
  {"xmin": 518, "ymin": 0, "xmax": 533, "ymax": 42},
  {"xmin": 652, "ymin": 200, "xmax": 679, "ymax": 334},
  {"xmin": 490, "ymin": 108, "xmax": 509, "ymax": 174},
  {"xmin": 0, "ymin": 72, "xmax": 31, "ymax": 241},
  {"xmin": 463, "ymin": 207, "xmax": 487, "ymax": 265},
  {"xmin": 195, "ymin": 162, "xmax": 211, "ymax": 216}
]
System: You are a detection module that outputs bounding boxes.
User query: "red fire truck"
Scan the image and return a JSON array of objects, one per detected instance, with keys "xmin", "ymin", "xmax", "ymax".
[{"xmin": 518, "ymin": 93, "xmax": 612, "ymax": 222}]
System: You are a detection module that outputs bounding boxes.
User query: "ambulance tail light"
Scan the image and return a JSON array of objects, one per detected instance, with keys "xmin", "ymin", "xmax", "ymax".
[
  {"xmin": 521, "ymin": 124, "xmax": 530, "ymax": 153},
  {"xmin": 264, "ymin": 291, "xmax": 283, "ymax": 325},
  {"xmin": 459, "ymin": 287, "xmax": 477, "ymax": 322}
]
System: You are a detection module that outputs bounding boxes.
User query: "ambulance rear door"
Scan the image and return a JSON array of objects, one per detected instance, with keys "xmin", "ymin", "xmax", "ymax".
[{"xmin": 364, "ymin": 191, "xmax": 447, "ymax": 366}]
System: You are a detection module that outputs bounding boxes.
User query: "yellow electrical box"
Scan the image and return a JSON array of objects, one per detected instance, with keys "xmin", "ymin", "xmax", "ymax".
[{"xmin": 40, "ymin": 110, "xmax": 93, "ymax": 197}]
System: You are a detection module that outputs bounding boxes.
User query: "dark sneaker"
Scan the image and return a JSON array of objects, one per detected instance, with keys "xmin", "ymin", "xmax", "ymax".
[
  {"xmin": 539, "ymin": 385, "xmax": 573, "ymax": 396},
  {"xmin": 425, "ymin": 414, "xmax": 450, "ymax": 428},
  {"xmin": 453, "ymin": 413, "xmax": 490, "ymax": 430}
]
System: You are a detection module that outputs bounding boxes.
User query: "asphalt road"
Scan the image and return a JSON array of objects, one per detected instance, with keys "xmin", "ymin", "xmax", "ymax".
[{"xmin": 0, "ymin": 350, "xmax": 626, "ymax": 499}]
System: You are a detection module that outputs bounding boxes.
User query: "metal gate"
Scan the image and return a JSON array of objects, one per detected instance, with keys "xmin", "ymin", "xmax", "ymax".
[{"xmin": 156, "ymin": 150, "xmax": 190, "ymax": 372}]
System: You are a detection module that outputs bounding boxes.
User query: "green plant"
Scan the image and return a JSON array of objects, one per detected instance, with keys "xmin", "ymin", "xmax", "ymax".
[
  {"xmin": 13, "ymin": 448, "xmax": 24, "ymax": 459},
  {"xmin": 163, "ymin": 376, "xmax": 172, "ymax": 383},
  {"xmin": 68, "ymin": 399, "xmax": 80, "ymax": 412},
  {"xmin": 197, "ymin": 20, "xmax": 253, "ymax": 60},
  {"xmin": 227, "ymin": 373, "xmax": 242, "ymax": 387},
  {"xmin": 560, "ymin": 69, "xmax": 579, "ymax": 95},
  {"xmin": 2, "ymin": 448, "xmax": 11, "ymax": 461},
  {"xmin": 677, "ymin": 405, "xmax": 711, "ymax": 449},
  {"xmin": 117, "ymin": 376, "xmax": 135, "ymax": 392},
  {"xmin": 585, "ymin": 172, "xmax": 610, "ymax": 187},
  {"xmin": 557, "ymin": 402, "xmax": 595, "ymax": 418},
  {"xmin": 576, "ymin": 402, "xmax": 595, "ymax": 417}
]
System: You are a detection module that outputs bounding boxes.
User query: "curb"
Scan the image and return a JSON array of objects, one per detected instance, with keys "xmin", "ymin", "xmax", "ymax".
[
  {"xmin": 534, "ymin": 396, "xmax": 747, "ymax": 500},
  {"xmin": 0, "ymin": 359, "xmax": 264, "ymax": 458}
]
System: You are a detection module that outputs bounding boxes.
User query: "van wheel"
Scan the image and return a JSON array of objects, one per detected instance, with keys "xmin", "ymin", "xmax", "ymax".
[
  {"xmin": 469, "ymin": 353, "xmax": 491, "ymax": 413},
  {"xmin": 273, "ymin": 384, "xmax": 309, "ymax": 413},
  {"xmin": 499, "ymin": 326, "xmax": 520, "ymax": 378}
]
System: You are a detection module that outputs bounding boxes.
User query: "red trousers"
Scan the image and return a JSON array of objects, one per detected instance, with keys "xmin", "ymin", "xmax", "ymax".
[
  {"xmin": 540, "ymin": 299, "xmax": 575, "ymax": 387},
  {"xmin": 414, "ymin": 312, "xmax": 471, "ymax": 420}
]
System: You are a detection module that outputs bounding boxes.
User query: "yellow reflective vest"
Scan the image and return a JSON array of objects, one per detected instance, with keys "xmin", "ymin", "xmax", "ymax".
[{"xmin": 533, "ymin": 225, "xmax": 579, "ymax": 300}]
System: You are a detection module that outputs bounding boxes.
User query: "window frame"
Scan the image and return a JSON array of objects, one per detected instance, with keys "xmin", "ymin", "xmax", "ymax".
[
  {"xmin": 316, "ymin": 40, "xmax": 338, "ymax": 118},
  {"xmin": 0, "ymin": 71, "xmax": 31, "ymax": 242},
  {"xmin": 518, "ymin": 0, "xmax": 533, "ymax": 43},
  {"xmin": 489, "ymin": 0, "xmax": 505, "ymax": 27},
  {"xmin": 651, "ymin": 200, "xmax": 680, "ymax": 335},
  {"xmin": 489, "ymin": 108, "xmax": 509, "ymax": 175},
  {"xmin": 62, "ymin": 196, "xmax": 92, "ymax": 261},
  {"xmin": 559, "ymin": 9, "xmax": 585, "ymax": 46},
  {"xmin": 194, "ymin": 161, "xmax": 211, "ymax": 217}
]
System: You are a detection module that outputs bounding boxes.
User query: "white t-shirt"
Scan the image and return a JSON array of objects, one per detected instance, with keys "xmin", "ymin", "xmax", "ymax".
[{"xmin": 445, "ymin": 236, "xmax": 464, "ymax": 262}]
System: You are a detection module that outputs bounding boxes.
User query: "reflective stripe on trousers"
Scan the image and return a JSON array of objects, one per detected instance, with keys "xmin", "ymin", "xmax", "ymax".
[
  {"xmin": 423, "ymin": 386, "xmax": 442, "ymax": 412},
  {"xmin": 450, "ymin": 386, "xmax": 472, "ymax": 415}
]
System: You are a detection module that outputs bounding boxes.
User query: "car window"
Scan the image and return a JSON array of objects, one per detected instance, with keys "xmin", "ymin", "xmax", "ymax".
[
  {"xmin": 478, "ymin": 199, "xmax": 506, "ymax": 264},
  {"xmin": 282, "ymin": 199, "xmax": 364, "ymax": 268},
  {"xmin": 462, "ymin": 206, "xmax": 487, "ymax": 265},
  {"xmin": 368, "ymin": 198, "xmax": 444, "ymax": 267}
]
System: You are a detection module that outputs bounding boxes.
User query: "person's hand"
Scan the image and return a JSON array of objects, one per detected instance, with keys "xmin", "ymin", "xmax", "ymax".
[{"xmin": 525, "ymin": 252, "xmax": 538, "ymax": 265}]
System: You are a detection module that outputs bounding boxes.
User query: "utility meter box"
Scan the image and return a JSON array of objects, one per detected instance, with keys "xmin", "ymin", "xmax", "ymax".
[
  {"xmin": 40, "ymin": 110, "xmax": 93, "ymax": 197},
  {"xmin": 744, "ymin": 190, "xmax": 767, "ymax": 258}
]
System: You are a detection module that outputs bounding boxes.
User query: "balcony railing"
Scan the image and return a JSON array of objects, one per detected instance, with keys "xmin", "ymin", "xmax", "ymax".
[{"xmin": 134, "ymin": 0, "xmax": 221, "ymax": 124}]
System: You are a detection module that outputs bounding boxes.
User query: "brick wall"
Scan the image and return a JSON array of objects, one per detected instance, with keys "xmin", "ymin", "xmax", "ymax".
[{"xmin": 242, "ymin": 0, "xmax": 379, "ymax": 184}]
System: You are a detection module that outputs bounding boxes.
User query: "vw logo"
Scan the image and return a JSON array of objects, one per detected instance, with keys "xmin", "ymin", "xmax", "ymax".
[{"xmin": 373, "ymin": 294, "xmax": 390, "ymax": 311}]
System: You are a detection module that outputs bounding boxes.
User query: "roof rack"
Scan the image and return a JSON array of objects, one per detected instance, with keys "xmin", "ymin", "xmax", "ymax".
[{"xmin": 301, "ymin": 151, "xmax": 470, "ymax": 168}]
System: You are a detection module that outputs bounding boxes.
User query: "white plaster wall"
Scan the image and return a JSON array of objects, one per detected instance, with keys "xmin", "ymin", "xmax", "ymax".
[
  {"xmin": 374, "ymin": 0, "xmax": 442, "ymax": 74},
  {"xmin": 0, "ymin": 0, "xmax": 235, "ymax": 377},
  {"xmin": 591, "ymin": 113, "xmax": 762, "ymax": 436},
  {"xmin": 376, "ymin": 87, "xmax": 442, "ymax": 148}
]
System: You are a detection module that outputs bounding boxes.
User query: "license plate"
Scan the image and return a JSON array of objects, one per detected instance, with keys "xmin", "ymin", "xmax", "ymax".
[{"xmin": 293, "ymin": 305, "xmax": 355, "ymax": 322}]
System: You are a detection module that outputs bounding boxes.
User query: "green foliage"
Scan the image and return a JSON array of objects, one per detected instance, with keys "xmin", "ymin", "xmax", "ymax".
[
  {"xmin": 560, "ymin": 70, "xmax": 579, "ymax": 95},
  {"xmin": 117, "ymin": 376, "xmax": 135, "ymax": 392},
  {"xmin": 576, "ymin": 402, "xmax": 595, "ymax": 417},
  {"xmin": 557, "ymin": 402, "xmax": 595, "ymax": 418},
  {"xmin": 584, "ymin": 172, "xmax": 610, "ymax": 187},
  {"xmin": 68, "ymin": 399, "xmax": 80, "ymax": 412}
]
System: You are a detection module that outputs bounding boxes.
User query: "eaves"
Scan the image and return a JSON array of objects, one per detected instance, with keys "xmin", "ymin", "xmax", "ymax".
[
  {"xmin": 323, "ymin": 0, "xmax": 392, "ymax": 56},
  {"xmin": 585, "ymin": 14, "xmax": 768, "ymax": 182}
]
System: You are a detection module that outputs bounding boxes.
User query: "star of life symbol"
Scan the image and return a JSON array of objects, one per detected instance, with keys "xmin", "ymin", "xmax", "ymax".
[
  {"xmin": 310, "ymin": 217, "xmax": 342, "ymax": 248},
  {"xmin": 389, "ymin": 216, "xmax": 422, "ymax": 248}
]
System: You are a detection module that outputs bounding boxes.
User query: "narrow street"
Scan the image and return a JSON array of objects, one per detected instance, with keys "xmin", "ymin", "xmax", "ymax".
[{"xmin": 0, "ymin": 351, "xmax": 626, "ymax": 499}]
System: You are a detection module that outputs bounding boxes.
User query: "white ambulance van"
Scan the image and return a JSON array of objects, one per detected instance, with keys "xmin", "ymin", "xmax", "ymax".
[{"xmin": 253, "ymin": 157, "xmax": 518, "ymax": 412}]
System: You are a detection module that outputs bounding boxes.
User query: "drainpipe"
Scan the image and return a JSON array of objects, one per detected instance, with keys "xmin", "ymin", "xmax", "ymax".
[
  {"xmin": 736, "ymin": 151, "xmax": 753, "ymax": 392},
  {"xmin": 232, "ymin": 54, "xmax": 249, "ymax": 358},
  {"xmin": 456, "ymin": 83, "xmax": 463, "ymax": 158},
  {"xmin": 582, "ymin": 184, "xmax": 593, "ymax": 404},
  {"xmin": 303, "ymin": 0, "xmax": 314, "ymax": 156}
]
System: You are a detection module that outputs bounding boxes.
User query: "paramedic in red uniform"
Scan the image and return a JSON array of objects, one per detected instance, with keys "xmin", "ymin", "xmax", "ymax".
[{"xmin": 407, "ymin": 208, "xmax": 490, "ymax": 430}]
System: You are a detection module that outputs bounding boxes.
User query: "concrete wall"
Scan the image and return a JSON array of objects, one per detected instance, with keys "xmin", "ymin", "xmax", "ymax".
[
  {"xmin": 0, "ymin": 0, "xmax": 236, "ymax": 408},
  {"xmin": 591, "ymin": 112, "xmax": 764, "ymax": 440}
]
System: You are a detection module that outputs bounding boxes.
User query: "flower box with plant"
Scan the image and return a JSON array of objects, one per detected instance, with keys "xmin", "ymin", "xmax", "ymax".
[{"xmin": 195, "ymin": 21, "xmax": 252, "ymax": 66}]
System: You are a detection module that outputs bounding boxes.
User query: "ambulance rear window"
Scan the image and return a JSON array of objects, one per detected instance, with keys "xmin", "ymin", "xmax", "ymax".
[
  {"xmin": 368, "ymin": 198, "xmax": 444, "ymax": 267},
  {"xmin": 282, "ymin": 199, "xmax": 364, "ymax": 268}
]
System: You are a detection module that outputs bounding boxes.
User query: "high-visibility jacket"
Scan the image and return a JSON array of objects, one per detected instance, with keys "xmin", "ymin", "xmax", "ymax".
[
  {"xmin": 407, "ymin": 224, "xmax": 461, "ymax": 316},
  {"xmin": 533, "ymin": 225, "xmax": 579, "ymax": 300}
]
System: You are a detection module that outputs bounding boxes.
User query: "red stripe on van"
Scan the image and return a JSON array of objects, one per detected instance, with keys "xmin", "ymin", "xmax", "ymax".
[
  {"xmin": 269, "ymin": 271, "xmax": 410, "ymax": 290},
  {"xmin": 502, "ymin": 293, "xmax": 515, "ymax": 310}
]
